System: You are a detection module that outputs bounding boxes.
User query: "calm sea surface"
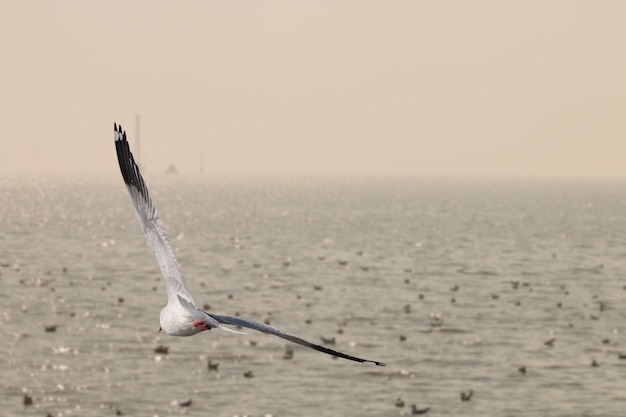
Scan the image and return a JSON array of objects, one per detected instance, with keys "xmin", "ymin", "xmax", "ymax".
[{"xmin": 1, "ymin": 174, "xmax": 626, "ymax": 417}]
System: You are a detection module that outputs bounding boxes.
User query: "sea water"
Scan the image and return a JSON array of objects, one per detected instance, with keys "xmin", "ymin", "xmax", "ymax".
[{"xmin": 1, "ymin": 174, "xmax": 625, "ymax": 417}]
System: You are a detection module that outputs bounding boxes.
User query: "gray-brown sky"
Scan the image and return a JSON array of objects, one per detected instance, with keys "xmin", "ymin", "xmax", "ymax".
[{"xmin": 1, "ymin": 1, "xmax": 625, "ymax": 177}]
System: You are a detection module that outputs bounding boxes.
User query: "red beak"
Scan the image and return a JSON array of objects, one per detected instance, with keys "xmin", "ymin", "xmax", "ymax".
[{"xmin": 158, "ymin": 326, "xmax": 163, "ymax": 333}]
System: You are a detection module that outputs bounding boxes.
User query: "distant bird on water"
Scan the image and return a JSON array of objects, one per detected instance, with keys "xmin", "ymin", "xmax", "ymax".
[
  {"xmin": 283, "ymin": 345, "xmax": 294, "ymax": 360},
  {"xmin": 154, "ymin": 345, "xmax": 169, "ymax": 354},
  {"xmin": 544, "ymin": 338, "xmax": 556, "ymax": 347},
  {"xmin": 207, "ymin": 360, "xmax": 219, "ymax": 371},
  {"xmin": 113, "ymin": 123, "xmax": 385, "ymax": 367},
  {"xmin": 460, "ymin": 390, "xmax": 473, "ymax": 402},
  {"xmin": 178, "ymin": 399, "xmax": 192, "ymax": 407},
  {"xmin": 411, "ymin": 405, "xmax": 430, "ymax": 414}
]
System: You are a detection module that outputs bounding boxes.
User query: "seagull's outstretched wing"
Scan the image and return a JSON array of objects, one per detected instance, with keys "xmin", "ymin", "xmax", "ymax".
[
  {"xmin": 208, "ymin": 312, "xmax": 387, "ymax": 366},
  {"xmin": 114, "ymin": 123, "xmax": 195, "ymax": 305}
]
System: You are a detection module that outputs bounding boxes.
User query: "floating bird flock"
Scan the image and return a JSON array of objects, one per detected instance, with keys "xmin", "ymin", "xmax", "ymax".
[{"xmin": 114, "ymin": 123, "xmax": 385, "ymax": 367}]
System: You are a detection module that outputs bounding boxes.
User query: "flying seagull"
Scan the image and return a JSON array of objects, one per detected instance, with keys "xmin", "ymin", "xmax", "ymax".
[{"xmin": 114, "ymin": 123, "xmax": 385, "ymax": 367}]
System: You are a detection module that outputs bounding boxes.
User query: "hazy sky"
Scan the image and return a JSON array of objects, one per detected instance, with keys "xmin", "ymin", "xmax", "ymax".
[{"xmin": 1, "ymin": 1, "xmax": 625, "ymax": 177}]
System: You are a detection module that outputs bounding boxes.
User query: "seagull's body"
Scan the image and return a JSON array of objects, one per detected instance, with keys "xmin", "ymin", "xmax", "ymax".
[{"xmin": 114, "ymin": 123, "xmax": 385, "ymax": 367}]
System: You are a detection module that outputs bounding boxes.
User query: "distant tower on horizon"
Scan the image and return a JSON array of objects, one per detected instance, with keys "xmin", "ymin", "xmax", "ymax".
[{"xmin": 134, "ymin": 114, "xmax": 142, "ymax": 169}]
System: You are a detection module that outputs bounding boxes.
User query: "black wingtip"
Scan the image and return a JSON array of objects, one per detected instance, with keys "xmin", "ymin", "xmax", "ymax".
[
  {"xmin": 114, "ymin": 121, "xmax": 152, "ymax": 209},
  {"xmin": 114, "ymin": 123, "xmax": 125, "ymax": 142}
]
